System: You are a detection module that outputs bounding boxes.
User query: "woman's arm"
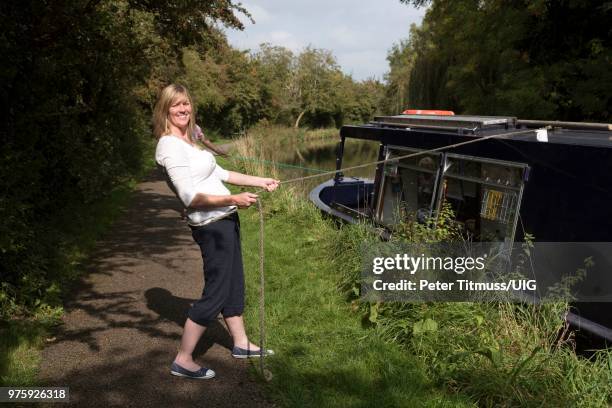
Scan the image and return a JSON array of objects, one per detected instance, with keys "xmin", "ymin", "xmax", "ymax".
[
  {"xmin": 226, "ymin": 171, "xmax": 280, "ymax": 192},
  {"xmin": 189, "ymin": 191, "xmax": 258, "ymax": 209},
  {"xmin": 189, "ymin": 171, "xmax": 278, "ymax": 209}
]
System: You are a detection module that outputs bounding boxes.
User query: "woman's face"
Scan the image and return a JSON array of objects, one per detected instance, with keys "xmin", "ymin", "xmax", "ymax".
[{"xmin": 167, "ymin": 95, "xmax": 191, "ymax": 130}]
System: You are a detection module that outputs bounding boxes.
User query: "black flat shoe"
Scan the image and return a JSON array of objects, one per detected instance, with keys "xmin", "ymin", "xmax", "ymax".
[{"xmin": 170, "ymin": 361, "xmax": 215, "ymax": 379}]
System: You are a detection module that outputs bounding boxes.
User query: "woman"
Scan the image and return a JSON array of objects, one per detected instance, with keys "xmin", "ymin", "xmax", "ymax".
[{"xmin": 153, "ymin": 84, "xmax": 279, "ymax": 379}]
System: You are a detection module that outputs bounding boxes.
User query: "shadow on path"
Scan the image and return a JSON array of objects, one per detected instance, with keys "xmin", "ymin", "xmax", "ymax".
[{"xmin": 145, "ymin": 287, "xmax": 234, "ymax": 355}]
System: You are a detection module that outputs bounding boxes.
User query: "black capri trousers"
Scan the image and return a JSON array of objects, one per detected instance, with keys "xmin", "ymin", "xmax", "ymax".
[{"xmin": 188, "ymin": 212, "xmax": 244, "ymax": 326}]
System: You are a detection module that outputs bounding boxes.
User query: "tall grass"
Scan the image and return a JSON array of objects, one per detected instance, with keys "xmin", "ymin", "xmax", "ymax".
[
  {"xmin": 233, "ymin": 128, "xmax": 612, "ymax": 407},
  {"xmin": 232, "ymin": 125, "xmax": 338, "ymax": 167},
  {"xmin": 233, "ymin": 125, "xmax": 337, "ymax": 161},
  {"xmin": 230, "ymin": 125, "xmax": 340, "ymax": 195},
  {"xmin": 331, "ymin": 218, "xmax": 612, "ymax": 407}
]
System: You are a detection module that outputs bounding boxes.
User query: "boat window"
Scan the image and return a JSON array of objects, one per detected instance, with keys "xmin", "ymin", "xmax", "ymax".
[
  {"xmin": 376, "ymin": 148, "xmax": 527, "ymax": 243},
  {"xmin": 376, "ymin": 147, "xmax": 442, "ymax": 225},
  {"xmin": 437, "ymin": 155, "xmax": 527, "ymax": 243}
]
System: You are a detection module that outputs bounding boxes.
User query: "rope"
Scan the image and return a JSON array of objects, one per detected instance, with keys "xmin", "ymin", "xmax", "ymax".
[
  {"xmin": 233, "ymin": 155, "xmax": 328, "ymax": 174},
  {"xmin": 255, "ymin": 198, "xmax": 271, "ymax": 380}
]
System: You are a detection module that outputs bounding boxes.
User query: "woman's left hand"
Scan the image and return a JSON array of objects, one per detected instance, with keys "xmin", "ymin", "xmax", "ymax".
[{"xmin": 260, "ymin": 178, "xmax": 280, "ymax": 192}]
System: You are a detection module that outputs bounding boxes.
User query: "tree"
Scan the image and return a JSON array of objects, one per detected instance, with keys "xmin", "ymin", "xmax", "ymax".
[
  {"xmin": 392, "ymin": 0, "xmax": 612, "ymax": 121},
  {"xmin": 382, "ymin": 25, "xmax": 419, "ymax": 114},
  {"xmin": 0, "ymin": 0, "xmax": 250, "ymax": 317},
  {"xmin": 292, "ymin": 47, "xmax": 343, "ymax": 128},
  {"xmin": 252, "ymin": 44, "xmax": 296, "ymax": 125}
]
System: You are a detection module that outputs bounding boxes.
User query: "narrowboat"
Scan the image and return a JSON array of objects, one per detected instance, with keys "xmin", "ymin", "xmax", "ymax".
[{"xmin": 309, "ymin": 112, "xmax": 612, "ymax": 342}]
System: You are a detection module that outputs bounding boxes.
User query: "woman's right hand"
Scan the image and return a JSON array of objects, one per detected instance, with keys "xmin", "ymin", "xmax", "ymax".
[{"xmin": 231, "ymin": 192, "xmax": 258, "ymax": 208}]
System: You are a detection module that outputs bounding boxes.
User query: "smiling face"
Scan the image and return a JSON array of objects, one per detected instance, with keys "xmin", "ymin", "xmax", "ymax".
[
  {"xmin": 167, "ymin": 94, "xmax": 192, "ymax": 133},
  {"xmin": 153, "ymin": 84, "xmax": 197, "ymax": 139}
]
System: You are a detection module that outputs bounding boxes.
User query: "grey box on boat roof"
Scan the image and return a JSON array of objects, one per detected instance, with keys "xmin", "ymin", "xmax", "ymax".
[{"xmin": 373, "ymin": 114, "xmax": 517, "ymax": 130}]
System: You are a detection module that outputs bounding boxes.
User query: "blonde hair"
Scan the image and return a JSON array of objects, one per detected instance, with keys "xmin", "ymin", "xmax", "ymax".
[{"xmin": 152, "ymin": 84, "xmax": 196, "ymax": 139}]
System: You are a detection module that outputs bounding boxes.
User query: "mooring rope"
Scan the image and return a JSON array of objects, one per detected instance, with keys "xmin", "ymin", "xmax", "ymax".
[
  {"xmin": 233, "ymin": 155, "xmax": 328, "ymax": 174},
  {"xmin": 255, "ymin": 198, "xmax": 271, "ymax": 380},
  {"xmin": 247, "ymin": 126, "xmax": 544, "ymax": 380}
]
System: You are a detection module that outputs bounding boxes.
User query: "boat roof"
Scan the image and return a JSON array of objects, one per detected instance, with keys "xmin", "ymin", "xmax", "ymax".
[{"xmin": 341, "ymin": 114, "xmax": 612, "ymax": 149}]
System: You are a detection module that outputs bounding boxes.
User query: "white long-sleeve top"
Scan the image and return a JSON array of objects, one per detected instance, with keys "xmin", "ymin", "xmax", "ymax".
[{"xmin": 155, "ymin": 135, "xmax": 236, "ymax": 226}]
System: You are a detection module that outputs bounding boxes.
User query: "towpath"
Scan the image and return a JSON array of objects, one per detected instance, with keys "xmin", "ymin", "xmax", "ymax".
[{"xmin": 39, "ymin": 161, "xmax": 273, "ymax": 407}]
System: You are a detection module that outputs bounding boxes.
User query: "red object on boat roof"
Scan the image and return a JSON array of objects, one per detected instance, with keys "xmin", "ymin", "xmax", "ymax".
[{"xmin": 402, "ymin": 109, "xmax": 455, "ymax": 115}]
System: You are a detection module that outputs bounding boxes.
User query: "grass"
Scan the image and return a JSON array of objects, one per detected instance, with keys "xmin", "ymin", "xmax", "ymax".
[
  {"xmin": 235, "ymin": 125, "xmax": 338, "ymax": 164},
  {"xmin": 0, "ymin": 321, "xmax": 47, "ymax": 387},
  {"xmin": 232, "ymin": 186, "xmax": 474, "ymax": 407},
  {"xmin": 235, "ymin": 189, "xmax": 611, "ymax": 407},
  {"xmin": 225, "ymin": 127, "xmax": 612, "ymax": 408},
  {"xmin": 330, "ymin": 211, "xmax": 612, "ymax": 407}
]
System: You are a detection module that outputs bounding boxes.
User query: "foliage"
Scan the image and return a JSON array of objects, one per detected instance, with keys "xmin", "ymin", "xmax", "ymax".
[
  {"xmin": 0, "ymin": 0, "xmax": 247, "ymax": 319},
  {"xmin": 182, "ymin": 43, "xmax": 384, "ymax": 133},
  {"xmin": 380, "ymin": 26, "xmax": 419, "ymax": 114},
  {"xmin": 299, "ymin": 53, "xmax": 384, "ymax": 128},
  {"xmin": 390, "ymin": 0, "xmax": 612, "ymax": 121}
]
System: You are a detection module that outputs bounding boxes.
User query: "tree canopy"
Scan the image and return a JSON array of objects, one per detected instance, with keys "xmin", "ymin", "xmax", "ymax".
[
  {"xmin": 181, "ymin": 43, "xmax": 383, "ymax": 133},
  {"xmin": 388, "ymin": 0, "xmax": 612, "ymax": 121},
  {"xmin": 0, "ymin": 0, "xmax": 249, "ymax": 316}
]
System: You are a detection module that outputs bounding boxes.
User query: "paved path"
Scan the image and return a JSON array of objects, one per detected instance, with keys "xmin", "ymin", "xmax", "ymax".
[{"xmin": 39, "ymin": 166, "xmax": 272, "ymax": 407}]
